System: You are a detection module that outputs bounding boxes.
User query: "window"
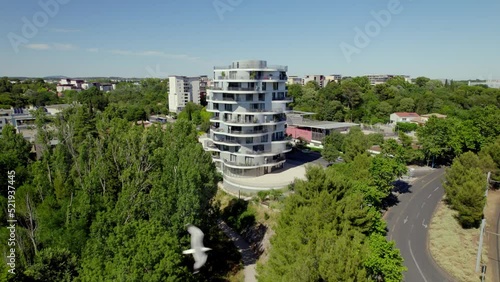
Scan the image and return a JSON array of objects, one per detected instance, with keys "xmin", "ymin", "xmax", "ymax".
[
  {"xmin": 224, "ymin": 104, "xmax": 232, "ymax": 111},
  {"xmin": 246, "ymin": 137, "xmax": 253, "ymax": 144},
  {"xmin": 230, "ymin": 154, "xmax": 236, "ymax": 162},
  {"xmin": 273, "ymin": 82, "xmax": 278, "ymax": 90},
  {"xmin": 246, "ymin": 94, "xmax": 253, "ymax": 101},
  {"xmin": 245, "ymin": 156, "xmax": 253, "ymax": 164},
  {"xmin": 261, "ymin": 135, "xmax": 268, "ymax": 142},
  {"xmin": 262, "ymin": 82, "xmax": 267, "ymax": 91}
]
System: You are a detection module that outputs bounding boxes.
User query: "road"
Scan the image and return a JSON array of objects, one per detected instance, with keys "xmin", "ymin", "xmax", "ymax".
[{"xmin": 385, "ymin": 168, "xmax": 455, "ymax": 282}]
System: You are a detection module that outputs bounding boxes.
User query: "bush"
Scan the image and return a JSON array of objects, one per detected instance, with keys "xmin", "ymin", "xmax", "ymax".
[
  {"xmin": 395, "ymin": 122, "xmax": 418, "ymax": 133},
  {"xmin": 237, "ymin": 210, "xmax": 256, "ymax": 232}
]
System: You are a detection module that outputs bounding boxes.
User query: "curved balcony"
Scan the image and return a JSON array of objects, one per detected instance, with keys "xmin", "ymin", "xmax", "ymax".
[{"xmin": 222, "ymin": 156, "xmax": 286, "ymax": 169}]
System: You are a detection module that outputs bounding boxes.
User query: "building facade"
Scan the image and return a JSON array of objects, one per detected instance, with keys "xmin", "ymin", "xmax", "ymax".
[
  {"xmin": 303, "ymin": 75, "xmax": 325, "ymax": 87},
  {"xmin": 286, "ymin": 111, "xmax": 358, "ymax": 146},
  {"xmin": 204, "ymin": 60, "xmax": 292, "ymax": 177},
  {"xmin": 287, "ymin": 76, "xmax": 303, "ymax": 85},
  {"xmin": 367, "ymin": 74, "xmax": 411, "ymax": 85},
  {"xmin": 389, "ymin": 112, "xmax": 420, "ymax": 124},
  {"xmin": 168, "ymin": 76, "xmax": 204, "ymax": 113}
]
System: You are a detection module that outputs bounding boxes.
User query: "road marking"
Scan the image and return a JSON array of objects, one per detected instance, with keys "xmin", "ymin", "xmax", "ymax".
[
  {"xmin": 416, "ymin": 212, "xmax": 420, "ymax": 219},
  {"xmin": 428, "ymin": 194, "xmax": 432, "ymax": 198},
  {"xmin": 422, "ymin": 219, "xmax": 428, "ymax": 229},
  {"xmin": 404, "ymin": 216, "xmax": 408, "ymax": 224},
  {"xmin": 387, "ymin": 170, "xmax": 444, "ymax": 241},
  {"xmin": 409, "ymin": 240, "xmax": 429, "ymax": 282},
  {"xmin": 434, "ymin": 187, "xmax": 439, "ymax": 192},
  {"xmin": 421, "ymin": 202, "xmax": 426, "ymax": 208},
  {"xmin": 411, "ymin": 224, "xmax": 414, "ymax": 232}
]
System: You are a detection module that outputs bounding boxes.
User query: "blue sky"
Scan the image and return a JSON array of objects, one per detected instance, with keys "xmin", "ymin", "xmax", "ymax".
[{"xmin": 1, "ymin": 0, "xmax": 499, "ymax": 80}]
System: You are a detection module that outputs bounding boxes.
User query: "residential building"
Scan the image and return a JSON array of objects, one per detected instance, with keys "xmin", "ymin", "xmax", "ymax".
[
  {"xmin": 367, "ymin": 74, "xmax": 411, "ymax": 85},
  {"xmin": 468, "ymin": 80, "xmax": 500, "ymax": 89},
  {"xmin": 203, "ymin": 60, "xmax": 292, "ymax": 178},
  {"xmin": 287, "ymin": 76, "xmax": 303, "ymax": 85},
  {"xmin": 411, "ymin": 113, "xmax": 447, "ymax": 125},
  {"xmin": 168, "ymin": 76, "xmax": 204, "ymax": 113},
  {"xmin": 389, "ymin": 112, "xmax": 420, "ymax": 124},
  {"xmin": 324, "ymin": 74, "xmax": 342, "ymax": 86},
  {"xmin": 303, "ymin": 75, "xmax": 325, "ymax": 87},
  {"xmin": 199, "ymin": 75, "xmax": 209, "ymax": 106},
  {"xmin": 286, "ymin": 111, "xmax": 358, "ymax": 146}
]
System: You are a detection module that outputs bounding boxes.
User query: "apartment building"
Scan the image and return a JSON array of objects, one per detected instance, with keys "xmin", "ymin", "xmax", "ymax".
[
  {"xmin": 367, "ymin": 74, "xmax": 411, "ymax": 85},
  {"xmin": 303, "ymin": 75, "xmax": 325, "ymax": 87},
  {"xmin": 324, "ymin": 74, "xmax": 342, "ymax": 86},
  {"xmin": 287, "ymin": 76, "xmax": 303, "ymax": 85},
  {"xmin": 203, "ymin": 60, "xmax": 293, "ymax": 178},
  {"xmin": 168, "ymin": 76, "xmax": 204, "ymax": 113}
]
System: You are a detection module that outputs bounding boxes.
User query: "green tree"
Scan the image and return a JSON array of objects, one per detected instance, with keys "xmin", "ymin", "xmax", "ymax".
[
  {"xmin": 343, "ymin": 127, "xmax": 369, "ymax": 162},
  {"xmin": 443, "ymin": 152, "xmax": 486, "ymax": 228},
  {"xmin": 322, "ymin": 131, "xmax": 345, "ymax": 162}
]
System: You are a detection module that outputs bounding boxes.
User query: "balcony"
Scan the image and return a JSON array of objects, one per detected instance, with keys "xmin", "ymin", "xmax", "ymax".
[
  {"xmin": 272, "ymin": 96, "xmax": 293, "ymax": 102},
  {"xmin": 227, "ymin": 86, "xmax": 259, "ymax": 91},
  {"xmin": 223, "ymin": 156, "xmax": 285, "ymax": 168}
]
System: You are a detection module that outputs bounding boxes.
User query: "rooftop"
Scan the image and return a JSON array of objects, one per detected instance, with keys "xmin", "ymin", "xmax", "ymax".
[
  {"xmin": 290, "ymin": 119, "xmax": 359, "ymax": 130},
  {"xmin": 421, "ymin": 113, "xmax": 447, "ymax": 118},
  {"xmin": 393, "ymin": 112, "xmax": 420, "ymax": 117}
]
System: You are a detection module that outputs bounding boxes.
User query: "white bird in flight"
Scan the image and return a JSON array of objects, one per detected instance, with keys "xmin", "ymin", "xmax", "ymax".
[{"xmin": 182, "ymin": 224, "xmax": 211, "ymax": 272}]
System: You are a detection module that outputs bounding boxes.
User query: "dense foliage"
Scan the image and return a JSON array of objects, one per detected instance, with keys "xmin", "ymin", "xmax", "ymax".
[
  {"xmin": 0, "ymin": 77, "xmax": 59, "ymax": 108},
  {"xmin": 443, "ymin": 137, "xmax": 500, "ymax": 228},
  {"xmin": 289, "ymin": 76, "xmax": 500, "ymax": 124},
  {"xmin": 257, "ymin": 153, "xmax": 407, "ymax": 281},
  {"xmin": 0, "ymin": 103, "xmax": 240, "ymax": 281}
]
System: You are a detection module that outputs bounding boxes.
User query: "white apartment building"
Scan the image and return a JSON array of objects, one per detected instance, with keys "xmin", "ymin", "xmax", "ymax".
[
  {"xmin": 168, "ymin": 76, "xmax": 203, "ymax": 113},
  {"xmin": 324, "ymin": 74, "xmax": 342, "ymax": 86},
  {"xmin": 287, "ymin": 76, "xmax": 303, "ymax": 85},
  {"xmin": 303, "ymin": 75, "xmax": 325, "ymax": 87},
  {"xmin": 367, "ymin": 74, "xmax": 411, "ymax": 85},
  {"xmin": 204, "ymin": 60, "xmax": 293, "ymax": 178}
]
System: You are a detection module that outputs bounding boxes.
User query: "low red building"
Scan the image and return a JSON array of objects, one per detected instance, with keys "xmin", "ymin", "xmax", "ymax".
[{"xmin": 286, "ymin": 112, "xmax": 359, "ymax": 145}]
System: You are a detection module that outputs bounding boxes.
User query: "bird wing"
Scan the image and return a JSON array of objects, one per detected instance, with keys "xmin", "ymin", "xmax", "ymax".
[
  {"xmin": 193, "ymin": 251, "xmax": 208, "ymax": 270},
  {"xmin": 187, "ymin": 224, "xmax": 205, "ymax": 250}
]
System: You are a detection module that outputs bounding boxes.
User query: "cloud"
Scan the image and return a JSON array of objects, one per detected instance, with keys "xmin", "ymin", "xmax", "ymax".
[
  {"xmin": 109, "ymin": 49, "xmax": 199, "ymax": 61},
  {"xmin": 25, "ymin": 43, "xmax": 51, "ymax": 50},
  {"xmin": 50, "ymin": 28, "xmax": 81, "ymax": 33},
  {"xmin": 87, "ymin": 48, "xmax": 99, "ymax": 52},
  {"xmin": 53, "ymin": 43, "xmax": 77, "ymax": 50},
  {"xmin": 24, "ymin": 43, "xmax": 77, "ymax": 51}
]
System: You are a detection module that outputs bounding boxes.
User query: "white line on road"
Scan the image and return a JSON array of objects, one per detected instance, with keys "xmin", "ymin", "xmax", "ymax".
[
  {"xmin": 434, "ymin": 187, "xmax": 439, "ymax": 192},
  {"xmin": 428, "ymin": 194, "xmax": 432, "ymax": 198},
  {"xmin": 409, "ymin": 240, "xmax": 429, "ymax": 282},
  {"xmin": 421, "ymin": 202, "xmax": 426, "ymax": 208},
  {"xmin": 411, "ymin": 224, "xmax": 414, "ymax": 232},
  {"xmin": 416, "ymin": 212, "xmax": 420, "ymax": 219},
  {"xmin": 404, "ymin": 216, "xmax": 408, "ymax": 224},
  {"xmin": 422, "ymin": 219, "xmax": 428, "ymax": 229}
]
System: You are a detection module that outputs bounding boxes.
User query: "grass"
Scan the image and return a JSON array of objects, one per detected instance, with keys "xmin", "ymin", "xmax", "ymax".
[{"xmin": 428, "ymin": 200, "xmax": 487, "ymax": 282}]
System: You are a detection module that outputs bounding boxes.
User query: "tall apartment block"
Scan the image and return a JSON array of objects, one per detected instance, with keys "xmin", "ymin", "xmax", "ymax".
[
  {"xmin": 204, "ymin": 60, "xmax": 293, "ymax": 177},
  {"xmin": 168, "ymin": 76, "xmax": 204, "ymax": 113}
]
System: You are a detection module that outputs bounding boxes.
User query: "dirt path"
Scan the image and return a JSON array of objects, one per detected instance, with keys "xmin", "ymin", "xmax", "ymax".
[
  {"xmin": 485, "ymin": 189, "xmax": 500, "ymax": 282},
  {"xmin": 217, "ymin": 220, "xmax": 257, "ymax": 282}
]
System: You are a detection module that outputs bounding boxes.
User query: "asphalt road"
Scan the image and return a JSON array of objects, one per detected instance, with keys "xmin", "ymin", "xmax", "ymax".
[{"xmin": 385, "ymin": 168, "xmax": 455, "ymax": 282}]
